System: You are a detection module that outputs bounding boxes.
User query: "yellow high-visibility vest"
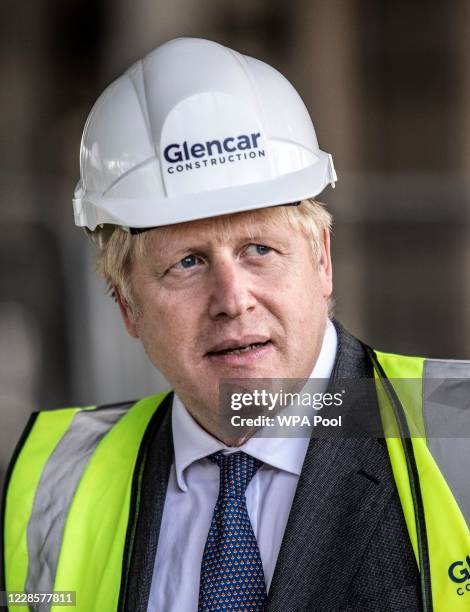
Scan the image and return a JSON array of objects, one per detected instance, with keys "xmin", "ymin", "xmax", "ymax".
[
  {"xmin": 2, "ymin": 351, "xmax": 470, "ymax": 611},
  {"xmin": 371, "ymin": 349, "xmax": 470, "ymax": 611}
]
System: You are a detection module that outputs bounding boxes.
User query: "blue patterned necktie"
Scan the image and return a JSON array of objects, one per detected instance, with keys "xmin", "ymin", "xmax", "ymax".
[{"xmin": 198, "ymin": 451, "xmax": 267, "ymax": 611}]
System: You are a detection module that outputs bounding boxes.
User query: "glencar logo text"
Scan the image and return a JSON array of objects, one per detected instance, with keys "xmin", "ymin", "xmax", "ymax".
[
  {"xmin": 448, "ymin": 555, "xmax": 470, "ymax": 597},
  {"xmin": 163, "ymin": 133, "xmax": 266, "ymax": 174}
]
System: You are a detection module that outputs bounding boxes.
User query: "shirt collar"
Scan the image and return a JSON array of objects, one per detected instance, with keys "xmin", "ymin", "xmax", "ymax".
[{"xmin": 172, "ymin": 318, "xmax": 338, "ymax": 491}]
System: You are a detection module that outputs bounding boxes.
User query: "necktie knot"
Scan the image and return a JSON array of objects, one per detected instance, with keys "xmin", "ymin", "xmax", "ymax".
[{"xmin": 209, "ymin": 451, "xmax": 262, "ymax": 500}]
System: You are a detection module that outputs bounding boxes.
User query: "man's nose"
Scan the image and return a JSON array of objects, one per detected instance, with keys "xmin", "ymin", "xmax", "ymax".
[{"xmin": 208, "ymin": 259, "xmax": 256, "ymax": 319}]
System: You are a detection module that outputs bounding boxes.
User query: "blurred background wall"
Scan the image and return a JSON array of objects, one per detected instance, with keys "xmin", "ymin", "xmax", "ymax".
[{"xmin": 1, "ymin": 0, "xmax": 469, "ymax": 480}]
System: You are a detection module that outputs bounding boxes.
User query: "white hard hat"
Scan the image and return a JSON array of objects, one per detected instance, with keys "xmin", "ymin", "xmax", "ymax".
[{"xmin": 73, "ymin": 37, "xmax": 337, "ymax": 231}]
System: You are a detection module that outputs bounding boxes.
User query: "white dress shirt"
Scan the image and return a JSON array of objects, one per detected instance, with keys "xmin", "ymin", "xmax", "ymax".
[{"xmin": 147, "ymin": 319, "xmax": 338, "ymax": 612}]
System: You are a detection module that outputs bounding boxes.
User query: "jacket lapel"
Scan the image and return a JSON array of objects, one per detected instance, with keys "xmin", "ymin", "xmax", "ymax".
[
  {"xmin": 267, "ymin": 322, "xmax": 397, "ymax": 611},
  {"xmin": 122, "ymin": 392, "xmax": 174, "ymax": 612}
]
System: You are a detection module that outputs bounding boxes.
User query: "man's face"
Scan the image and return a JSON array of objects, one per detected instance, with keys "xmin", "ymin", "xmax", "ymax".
[{"xmin": 118, "ymin": 206, "xmax": 332, "ymax": 433}]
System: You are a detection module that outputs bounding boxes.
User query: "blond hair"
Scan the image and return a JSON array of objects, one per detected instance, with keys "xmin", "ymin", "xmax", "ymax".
[{"xmin": 88, "ymin": 198, "xmax": 333, "ymax": 310}]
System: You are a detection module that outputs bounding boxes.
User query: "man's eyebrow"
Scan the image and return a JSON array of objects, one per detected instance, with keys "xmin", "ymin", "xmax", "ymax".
[
  {"xmin": 149, "ymin": 240, "xmax": 208, "ymax": 262},
  {"xmin": 157, "ymin": 235, "xmax": 282, "ymax": 253},
  {"xmin": 148, "ymin": 223, "xmax": 287, "ymax": 255}
]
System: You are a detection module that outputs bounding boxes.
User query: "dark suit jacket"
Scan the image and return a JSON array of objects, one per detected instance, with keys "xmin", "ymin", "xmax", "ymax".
[{"xmin": 122, "ymin": 321, "xmax": 422, "ymax": 611}]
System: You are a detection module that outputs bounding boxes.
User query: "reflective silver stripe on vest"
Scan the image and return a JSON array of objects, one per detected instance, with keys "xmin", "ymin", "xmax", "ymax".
[
  {"xmin": 423, "ymin": 359, "xmax": 470, "ymax": 528},
  {"xmin": 25, "ymin": 403, "xmax": 132, "ymax": 607}
]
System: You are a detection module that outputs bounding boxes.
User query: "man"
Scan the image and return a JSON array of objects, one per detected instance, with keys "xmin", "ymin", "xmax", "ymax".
[{"xmin": 2, "ymin": 38, "xmax": 469, "ymax": 612}]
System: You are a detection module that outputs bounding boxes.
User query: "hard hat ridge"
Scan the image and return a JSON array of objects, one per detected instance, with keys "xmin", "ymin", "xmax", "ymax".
[{"xmin": 73, "ymin": 37, "xmax": 337, "ymax": 231}]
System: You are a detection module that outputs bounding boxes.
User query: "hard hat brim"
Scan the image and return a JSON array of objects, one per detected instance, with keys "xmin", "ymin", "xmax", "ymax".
[{"xmin": 74, "ymin": 152, "xmax": 336, "ymax": 231}]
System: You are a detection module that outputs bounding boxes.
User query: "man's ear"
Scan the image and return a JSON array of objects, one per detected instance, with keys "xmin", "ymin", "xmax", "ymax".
[
  {"xmin": 318, "ymin": 229, "xmax": 333, "ymax": 298},
  {"xmin": 113, "ymin": 286, "xmax": 140, "ymax": 338}
]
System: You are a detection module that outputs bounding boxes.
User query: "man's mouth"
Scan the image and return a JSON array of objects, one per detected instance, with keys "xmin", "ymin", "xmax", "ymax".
[
  {"xmin": 207, "ymin": 341, "xmax": 271, "ymax": 356},
  {"xmin": 206, "ymin": 336, "xmax": 272, "ymax": 357}
]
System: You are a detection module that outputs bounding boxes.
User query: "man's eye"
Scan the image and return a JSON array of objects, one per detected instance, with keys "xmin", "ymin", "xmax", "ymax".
[
  {"xmin": 174, "ymin": 254, "xmax": 202, "ymax": 269},
  {"xmin": 246, "ymin": 244, "xmax": 272, "ymax": 256}
]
